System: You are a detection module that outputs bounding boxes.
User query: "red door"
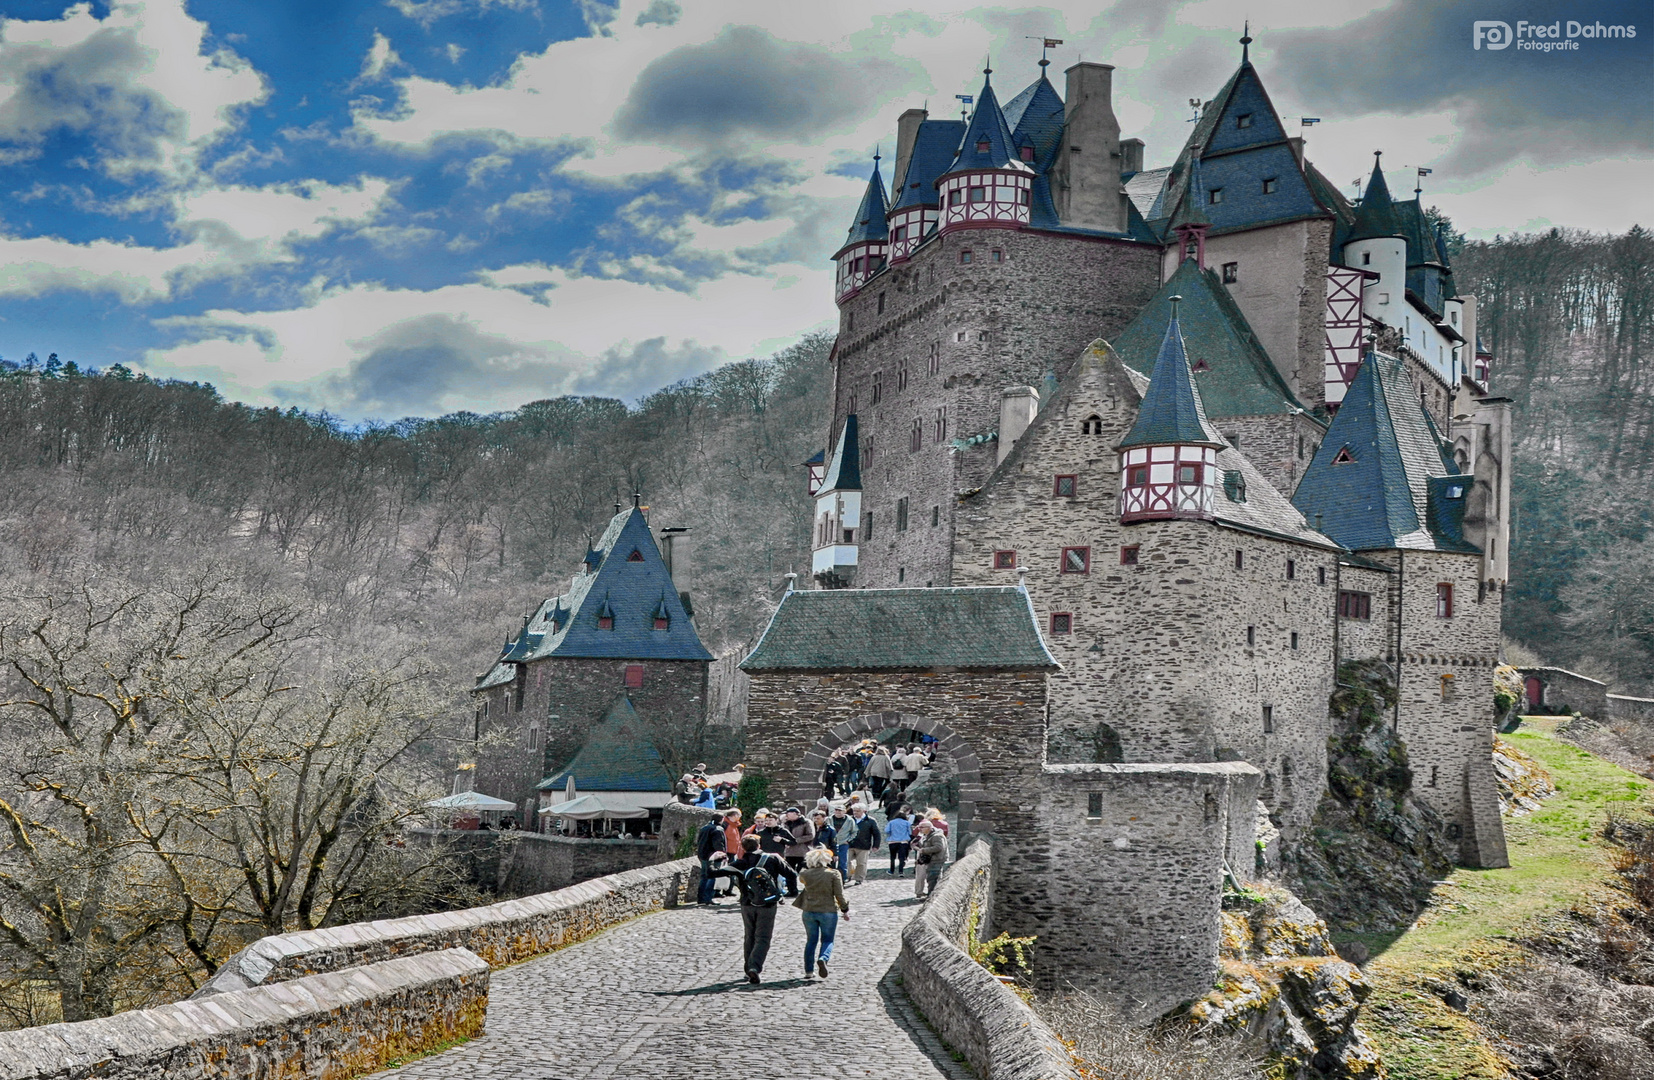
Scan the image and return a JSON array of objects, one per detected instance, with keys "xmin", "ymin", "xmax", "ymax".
[{"xmin": 1524, "ymin": 677, "xmax": 1543, "ymax": 712}]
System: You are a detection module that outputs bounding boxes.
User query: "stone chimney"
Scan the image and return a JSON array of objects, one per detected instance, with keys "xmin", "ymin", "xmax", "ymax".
[
  {"xmin": 1053, "ymin": 63, "xmax": 1125, "ymax": 234},
  {"xmin": 998, "ymin": 386, "xmax": 1040, "ymax": 464},
  {"xmin": 658, "ymin": 526, "xmax": 689, "ymax": 579},
  {"xmin": 892, "ymin": 108, "xmax": 928, "ymax": 192},
  {"xmin": 1120, "ymin": 137, "xmax": 1145, "ymax": 175},
  {"xmin": 1287, "ymin": 136, "xmax": 1305, "ymax": 167}
]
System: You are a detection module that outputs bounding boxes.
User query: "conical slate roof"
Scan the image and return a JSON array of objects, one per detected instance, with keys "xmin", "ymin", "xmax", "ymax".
[
  {"xmin": 839, "ymin": 160, "xmax": 890, "ymax": 250},
  {"xmin": 944, "ymin": 73, "xmax": 1024, "ymax": 174},
  {"xmin": 1170, "ymin": 153, "xmax": 1212, "ymax": 229},
  {"xmin": 1004, "ymin": 73, "xmax": 1065, "ymax": 168},
  {"xmin": 819, "ymin": 414, "xmax": 861, "ymax": 492},
  {"xmin": 1118, "ymin": 311, "xmax": 1226, "ymax": 449},
  {"xmin": 1346, "ymin": 156, "xmax": 1403, "ymax": 243},
  {"xmin": 890, "ymin": 120, "xmax": 965, "ymax": 211}
]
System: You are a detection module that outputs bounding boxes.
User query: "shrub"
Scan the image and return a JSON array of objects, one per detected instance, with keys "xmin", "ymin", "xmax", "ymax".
[{"xmin": 734, "ymin": 771, "xmax": 770, "ymax": 822}]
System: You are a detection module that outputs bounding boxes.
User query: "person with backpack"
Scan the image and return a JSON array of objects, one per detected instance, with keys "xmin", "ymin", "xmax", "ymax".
[
  {"xmin": 694, "ymin": 813, "xmax": 726, "ymax": 905},
  {"xmin": 844, "ymin": 804, "xmax": 880, "ymax": 886},
  {"xmin": 708, "ymin": 836, "xmax": 797, "ymax": 984}
]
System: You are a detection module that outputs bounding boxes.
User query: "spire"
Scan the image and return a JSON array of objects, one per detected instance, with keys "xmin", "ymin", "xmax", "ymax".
[
  {"xmin": 1119, "ymin": 299, "xmax": 1225, "ymax": 449},
  {"xmin": 1171, "ymin": 152, "xmax": 1212, "ymax": 229},
  {"xmin": 1347, "ymin": 152, "xmax": 1402, "ymax": 242},
  {"xmin": 819, "ymin": 414, "xmax": 861, "ymax": 491},
  {"xmin": 944, "ymin": 70, "xmax": 1023, "ymax": 174},
  {"xmin": 840, "ymin": 157, "xmax": 890, "ymax": 248},
  {"xmin": 1240, "ymin": 21, "xmax": 1253, "ymax": 63}
]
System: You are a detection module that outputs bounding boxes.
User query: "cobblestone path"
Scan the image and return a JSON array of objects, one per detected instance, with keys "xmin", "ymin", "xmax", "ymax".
[{"xmin": 369, "ymin": 873, "xmax": 972, "ymax": 1080}]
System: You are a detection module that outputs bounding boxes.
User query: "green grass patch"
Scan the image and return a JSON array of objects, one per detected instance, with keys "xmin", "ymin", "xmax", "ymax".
[{"xmin": 1348, "ymin": 726, "xmax": 1650, "ymax": 1079}]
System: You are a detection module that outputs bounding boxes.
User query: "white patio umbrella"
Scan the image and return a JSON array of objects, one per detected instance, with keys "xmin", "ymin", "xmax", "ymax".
[
  {"xmin": 537, "ymin": 794, "xmax": 649, "ymax": 820},
  {"xmin": 427, "ymin": 791, "xmax": 518, "ymax": 812}
]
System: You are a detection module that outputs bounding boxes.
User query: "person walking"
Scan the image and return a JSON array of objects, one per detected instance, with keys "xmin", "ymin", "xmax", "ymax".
[
  {"xmin": 866, "ymin": 746, "xmax": 892, "ymax": 798},
  {"xmin": 827, "ymin": 804, "xmax": 854, "ymax": 881},
  {"xmin": 717, "ymin": 810, "xmax": 743, "ymax": 897},
  {"xmin": 794, "ymin": 848, "xmax": 850, "ymax": 979},
  {"xmin": 844, "ymin": 805, "xmax": 881, "ymax": 886},
  {"xmin": 885, "ymin": 746, "xmax": 907, "ymax": 794},
  {"xmin": 707, "ymin": 836, "xmax": 797, "ymax": 984},
  {"xmin": 883, "ymin": 808, "xmax": 912, "ymax": 877},
  {"xmin": 822, "ymin": 752, "xmax": 844, "ymax": 799},
  {"xmin": 694, "ymin": 813, "xmax": 726, "ymax": 905},
  {"xmin": 901, "ymin": 745, "xmax": 928, "ymax": 792},
  {"xmin": 780, "ymin": 807, "xmax": 816, "ymax": 885},
  {"xmin": 912, "ymin": 818, "xmax": 948, "ymax": 899},
  {"xmin": 810, "ymin": 809, "xmax": 834, "ymax": 852}
]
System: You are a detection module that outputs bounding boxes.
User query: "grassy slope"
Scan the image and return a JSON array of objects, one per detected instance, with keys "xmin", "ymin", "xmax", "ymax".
[{"xmin": 1336, "ymin": 720, "xmax": 1650, "ymax": 1079}]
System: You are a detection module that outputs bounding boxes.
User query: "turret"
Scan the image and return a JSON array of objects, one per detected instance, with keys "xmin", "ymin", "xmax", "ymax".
[
  {"xmin": 833, "ymin": 158, "xmax": 890, "ymax": 303},
  {"xmin": 1342, "ymin": 154, "xmax": 1406, "ymax": 329},
  {"xmin": 1170, "ymin": 152, "xmax": 1211, "ymax": 269},
  {"xmin": 1117, "ymin": 299, "xmax": 1226, "ymax": 523},
  {"xmin": 935, "ymin": 69, "xmax": 1034, "ymax": 233},
  {"xmin": 811, "ymin": 415, "xmax": 863, "ymax": 589}
]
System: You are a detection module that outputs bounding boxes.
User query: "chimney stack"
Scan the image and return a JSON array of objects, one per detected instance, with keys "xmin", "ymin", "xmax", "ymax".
[
  {"xmin": 658, "ymin": 527, "xmax": 690, "ymax": 579},
  {"xmin": 892, "ymin": 108, "xmax": 928, "ymax": 193},
  {"xmin": 998, "ymin": 386, "xmax": 1040, "ymax": 465},
  {"xmin": 1120, "ymin": 138, "xmax": 1145, "ymax": 175},
  {"xmin": 1053, "ymin": 63, "xmax": 1125, "ymax": 234}
]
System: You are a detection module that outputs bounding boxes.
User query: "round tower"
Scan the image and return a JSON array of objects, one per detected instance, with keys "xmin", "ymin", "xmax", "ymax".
[
  {"xmin": 833, "ymin": 156, "xmax": 890, "ymax": 303},
  {"xmin": 1342, "ymin": 153, "xmax": 1406, "ymax": 328},
  {"xmin": 936, "ymin": 68, "xmax": 1035, "ymax": 234},
  {"xmin": 1117, "ymin": 298, "xmax": 1226, "ymax": 523}
]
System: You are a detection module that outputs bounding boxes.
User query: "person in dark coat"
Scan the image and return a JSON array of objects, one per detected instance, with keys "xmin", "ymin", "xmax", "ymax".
[
  {"xmin": 694, "ymin": 814, "xmax": 726, "ymax": 905},
  {"xmin": 707, "ymin": 836, "xmax": 798, "ymax": 983}
]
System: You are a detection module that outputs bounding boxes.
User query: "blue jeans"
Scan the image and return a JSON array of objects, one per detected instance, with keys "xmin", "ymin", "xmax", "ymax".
[
  {"xmin": 835, "ymin": 844, "xmax": 850, "ymax": 881},
  {"xmin": 803, "ymin": 911, "xmax": 838, "ymax": 970},
  {"xmin": 697, "ymin": 859, "xmax": 717, "ymax": 904}
]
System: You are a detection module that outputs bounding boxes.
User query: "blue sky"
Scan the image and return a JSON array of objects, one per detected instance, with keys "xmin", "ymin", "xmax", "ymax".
[{"xmin": 1, "ymin": 0, "xmax": 1649, "ymax": 421}]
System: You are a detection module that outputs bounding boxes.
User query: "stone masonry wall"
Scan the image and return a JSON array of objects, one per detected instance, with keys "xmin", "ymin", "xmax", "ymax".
[
  {"xmin": 1036, "ymin": 763, "xmax": 1261, "ymax": 1006},
  {"xmin": 408, "ymin": 829, "xmax": 662, "ymax": 896},
  {"xmin": 1519, "ymin": 666, "xmax": 1611, "ymax": 718},
  {"xmin": 833, "ymin": 225, "xmax": 1159, "ymax": 589},
  {"xmin": 898, "ymin": 841, "xmax": 1080, "ymax": 1080},
  {"xmin": 1609, "ymin": 694, "xmax": 1654, "ymax": 722},
  {"xmin": 1216, "ymin": 411, "xmax": 1326, "ymax": 499},
  {"xmin": 475, "ymin": 656, "xmax": 708, "ymax": 822},
  {"xmin": 0, "ymin": 949, "xmax": 487, "ymax": 1080},
  {"xmin": 1335, "ymin": 562, "xmax": 1393, "ymax": 665}
]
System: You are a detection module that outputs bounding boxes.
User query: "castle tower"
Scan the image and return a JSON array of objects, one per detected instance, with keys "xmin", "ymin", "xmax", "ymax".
[
  {"xmin": 811, "ymin": 415, "xmax": 863, "ymax": 589},
  {"xmin": 1342, "ymin": 155, "xmax": 1407, "ymax": 329},
  {"xmin": 1117, "ymin": 303, "xmax": 1227, "ymax": 522},
  {"xmin": 1170, "ymin": 154, "xmax": 1211, "ymax": 268},
  {"xmin": 935, "ymin": 69, "xmax": 1036, "ymax": 233},
  {"xmin": 833, "ymin": 158, "xmax": 890, "ymax": 302}
]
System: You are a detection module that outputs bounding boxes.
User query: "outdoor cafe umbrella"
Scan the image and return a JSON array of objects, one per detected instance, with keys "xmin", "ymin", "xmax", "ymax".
[
  {"xmin": 538, "ymin": 794, "xmax": 650, "ymax": 820},
  {"xmin": 426, "ymin": 791, "xmax": 518, "ymax": 812}
]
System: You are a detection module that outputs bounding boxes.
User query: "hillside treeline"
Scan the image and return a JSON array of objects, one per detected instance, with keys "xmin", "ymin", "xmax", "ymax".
[{"xmin": 1453, "ymin": 225, "xmax": 1654, "ymax": 689}]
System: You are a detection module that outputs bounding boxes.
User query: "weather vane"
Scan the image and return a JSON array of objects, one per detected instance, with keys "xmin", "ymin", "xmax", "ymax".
[{"xmin": 1023, "ymin": 36, "xmax": 1065, "ymax": 68}]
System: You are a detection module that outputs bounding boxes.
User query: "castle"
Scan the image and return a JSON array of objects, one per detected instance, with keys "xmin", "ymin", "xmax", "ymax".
[{"xmin": 746, "ymin": 34, "xmax": 1514, "ymax": 999}]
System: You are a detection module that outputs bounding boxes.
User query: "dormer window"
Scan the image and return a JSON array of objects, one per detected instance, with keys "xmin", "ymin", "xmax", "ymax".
[
  {"xmin": 1191, "ymin": 358, "xmax": 1211, "ymax": 372},
  {"xmin": 1209, "ymin": 188, "xmax": 1224, "ymax": 205},
  {"xmin": 1237, "ymin": 113, "xmax": 1253, "ymax": 129},
  {"xmin": 627, "ymin": 549, "xmax": 644, "ymax": 562},
  {"xmin": 1262, "ymin": 177, "xmax": 1278, "ymax": 194},
  {"xmin": 598, "ymin": 616, "xmax": 614, "ymax": 630},
  {"xmin": 1082, "ymin": 414, "xmax": 1103, "ymax": 435},
  {"xmin": 1332, "ymin": 446, "xmax": 1357, "ymax": 465},
  {"xmin": 1020, "ymin": 146, "xmax": 1035, "ymax": 162},
  {"xmin": 976, "ymin": 140, "xmax": 990, "ymax": 153},
  {"xmin": 654, "ymin": 616, "xmax": 669, "ymax": 630}
]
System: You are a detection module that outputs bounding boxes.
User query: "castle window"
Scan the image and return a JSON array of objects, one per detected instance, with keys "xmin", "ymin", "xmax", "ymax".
[
  {"xmin": 976, "ymin": 140, "xmax": 990, "ymax": 153},
  {"xmin": 896, "ymin": 498, "xmax": 909, "ymax": 532},
  {"xmin": 654, "ymin": 616, "xmax": 669, "ymax": 630},
  {"xmin": 871, "ymin": 372, "xmax": 882, "ymax": 403},
  {"xmin": 1237, "ymin": 113, "xmax": 1253, "ymax": 129},
  {"xmin": 1235, "ymin": 549, "xmax": 1244, "ymax": 569},
  {"xmin": 928, "ymin": 343, "xmax": 940, "ymax": 376},
  {"xmin": 897, "ymin": 362, "xmax": 908, "ymax": 392},
  {"xmin": 1429, "ymin": 765, "xmax": 1439, "ymax": 788},
  {"xmin": 1210, "ymin": 187, "xmax": 1224, "ymax": 205},
  {"xmin": 933, "ymin": 406, "xmax": 947, "ymax": 442},
  {"xmin": 1378, "ymin": 292, "xmax": 1390, "ymax": 305},
  {"xmin": 1332, "ymin": 446, "xmax": 1356, "ymax": 464},
  {"xmin": 1053, "ymin": 475, "xmax": 1078, "ymax": 498},
  {"xmin": 1262, "ymin": 705, "xmax": 1274, "ymax": 732},
  {"xmin": 627, "ymin": 549, "xmax": 644, "ymax": 561},
  {"xmin": 624, "ymin": 665, "xmax": 644, "ymax": 689},
  {"xmin": 1222, "ymin": 262, "xmax": 1238, "ymax": 284},
  {"xmin": 949, "ymin": 189, "xmax": 963, "ymax": 207},
  {"xmin": 598, "ymin": 616, "xmax": 614, "ymax": 630},
  {"xmin": 978, "ymin": 331, "xmax": 989, "ymax": 341},
  {"xmin": 878, "ymin": 292, "xmax": 886, "ymax": 314},
  {"xmin": 528, "ymin": 725, "xmax": 540, "ymax": 751},
  {"xmin": 864, "ymin": 511, "xmax": 874, "ymax": 540},
  {"xmin": 1086, "ymin": 792, "xmax": 1103, "ymax": 818},
  {"xmin": 1317, "ymin": 566, "xmax": 1327, "ymax": 586},
  {"xmin": 931, "ymin": 505, "xmax": 940, "ymax": 527},
  {"xmin": 1050, "ymin": 613, "xmax": 1073, "ymax": 635},
  {"xmin": 1286, "ymin": 559, "xmax": 1296, "ymax": 580},
  {"xmin": 1362, "ymin": 251, "xmax": 1372, "ymax": 265},
  {"xmin": 1020, "ymin": 145, "xmax": 1035, "ymax": 162},
  {"xmin": 898, "ymin": 567, "xmax": 905, "ymax": 583},
  {"xmin": 909, "ymin": 418, "xmax": 922, "ymax": 452},
  {"xmin": 960, "ymin": 250, "xmax": 973, "ymax": 264},
  {"xmin": 893, "ymin": 225, "xmax": 907, "ymax": 242},
  {"xmin": 1127, "ymin": 465, "xmax": 1148, "ymax": 488},
  {"xmin": 1061, "ymin": 547, "xmax": 1090, "ymax": 574},
  {"xmin": 1436, "ymin": 583, "xmax": 1454, "ymax": 618},
  {"xmin": 1120, "ymin": 545, "xmax": 1139, "ymax": 565},
  {"xmin": 1019, "ymin": 189, "xmax": 1030, "ymax": 206},
  {"xmin": 1247, "ymin": 625, "xmax": 1256, "ymax": 647},
  {"xmin": 991, "ymin": 249, "xmax": 1003, "ymax": 263},
  {"xmin": 1338, "ymin": 591, "xmax": 1372, "ymax": 620},
  {"xmin": 969, "ymin": 186, "xmax": 987, "ymax": 203},
  {"xmin": 1082, "ymin": 414, "xmax": 1103, "ymax": 434},
  {"xmin": 1176, "ymin": 463, "xmax": 1202, "ymax": 485},
  {"xmin": 1262, "ymin": 177, "xmax": 1278, "ymax": 194},
  {"xmin": 995, "ymin": 550, "xmax": 1017, "ymax": 569},
  {"xmin": 1290, "ymin": 632, "xmax": 1299, "ymax": 650}
]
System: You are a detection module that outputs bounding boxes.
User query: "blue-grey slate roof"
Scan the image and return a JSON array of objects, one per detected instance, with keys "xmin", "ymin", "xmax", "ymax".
[
  {"xmin": 1345, "ymin": 158, "xmax": 1403, "ymax": 243},
  {"xmin": 839, "ymin": 161, "xmax": 890, "ymax": 252},
  {"xmin": 1005, "ymin": 73, "xmax": 1065, "ymax": 170},
  {"xmin": 891, "ymin": 119, "xmax": 966, "ymax": 211},
  {"xmin": 539, "ymin": 696, "xmax": 672, "ymax": 793},
  {"xmin": 943, "ymin": 74, "xmax": 1025, "ymax": 175},
  {"xmin": 1292, "ymin": 352, "xmax": 1478, "ymax": 553},
  {"xmin": 819, "ymin": 414, "xmax": 861, "ymax": 492},
  {"xmin": 1118, "ymin": 313, "xmax": 1227, "ymax": 449},
  {"xmin": 1114, "ymin": 259, "xmax": 1312, "ymax": 420},
  {"xmin": 741, "ymin": 586, "xmax": 1058, "ymax": 673}
]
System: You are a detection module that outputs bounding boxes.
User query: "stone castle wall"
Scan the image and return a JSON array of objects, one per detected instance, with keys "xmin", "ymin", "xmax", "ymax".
[
  {"xmin": 1216, "ymin": 411, "xmax": 1325, "ymax": 498},
  {"xmin": 408, "ymin": 829, "xmax": 662, "ymax": 896},
  {"xmin": 832, "ymin": 226, "xmax": 1158, "ymax": 588},
  {"xmin": 1335, "ymin": 561, "xmax": 1394, "ymax": 664}
]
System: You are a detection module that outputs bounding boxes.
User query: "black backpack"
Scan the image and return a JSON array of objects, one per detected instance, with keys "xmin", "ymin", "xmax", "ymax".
[{"xmin": 741, "ymin": 859, "xmax": 783, "ymax": 907}]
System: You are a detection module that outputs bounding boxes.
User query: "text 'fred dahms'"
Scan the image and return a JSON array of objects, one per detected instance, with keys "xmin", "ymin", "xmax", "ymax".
[{"xmin": 1474, "ymin": 20, "xmax": 1637, "ymax": 53}]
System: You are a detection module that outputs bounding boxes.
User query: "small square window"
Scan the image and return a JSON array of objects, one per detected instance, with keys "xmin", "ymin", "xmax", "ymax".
[
  {"xmin": 1061, "ymin": 547, "xmax": 1090, "ymax": 574},
  {"xmin": 1209, "ymin": 187, "xmax": 1224, "ymax": 205},
  {"xmin": 1286, "ymin": 559, "xmax": 1296, "ymax": 580},
  {"xmin": 1222, "ymin": 262, "xmax": 1238, "ymax": 284},
  {"xmin": 969, "ymin": 186, "xmax": 987, "ymax": 203},
  {"xmin": 960, "ymin": 250, "xmax": 973, "ymax": 264},
  {"xmin": 949, "ymin": 189, "xmax": 962, "ymax": 207},
  {"xmin": 1262, "ymin": 177, "xmax": 1278, "ymax": 194},
  {"xmin": 1086, "ymin": 793, "xmax": 1103, "ymax": 819},
  {"xmin": 1050, "ymin": 613, "xmax": 1073, "ymax": 635},
  {"xmin": 1237, "ymin": 113, "xmax": 1253, "ymax": 129},
  {"xmin": 1361, "ymin": 251, "xmax": 1372, "ymax": 265},
  {"xmin": 991, "ymin": 249, "xmax": 1003, "ymax": 263},
  {"xmin": 1127, "ymin": 465, "xmax": 1148, "ymax": 488},
  {"xmin": 994, "ymin": 550, "xmax": 1017, "ymax": 570},
  {"xmin": 1262, "ymin": 704, "xmax": 1274, "ymax": 733},
  {"xmin": 1120, "ymin": 545, "xmax": 1140, "ymax": 566},
  {"xmin": 976, "ymin": 140, "xmax": 990, "ymax": 153},
  {"xmin": 1290, "ymin": 632, "xmax": 1299, "ymax": 650},
  {"xmin": 624, "ymin": 664, "xmax": 644, "ymax": 689},
  {"xmin": 893, "ymin": 225, "xmax": 907, "ymax": 242},
  {"xmin": 1054, "ymin": 475, "xmax": 1078, "ymax": 498},
  {"xmin": 1176, "ymin": 463, "xmax": 1201, "ymax": 485}
]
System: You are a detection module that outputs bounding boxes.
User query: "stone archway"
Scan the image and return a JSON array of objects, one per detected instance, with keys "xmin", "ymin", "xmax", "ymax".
[{"xmin": 791, "ymin": 710, "xmax": 985, "ymax": 845}]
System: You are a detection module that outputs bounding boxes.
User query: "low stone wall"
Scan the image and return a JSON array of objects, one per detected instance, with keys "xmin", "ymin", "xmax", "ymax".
[
  {"xmin": 899, "ymin": 841, "xmax": 1079, "ymax": 1080},
  {"xmin": 1519, "ymin": 666, "xmax": 1609, "ymax": 718},
  {"xmin": 195, "ymin": 857, "xmax": 698, "ymax": 997},
  {"xmin": 498, "ymin": 832, "xmax": 661, "ymax": 895},
  {"xmin": 659, "ymin": 801, "xmax": 721, "ymax": 861},
  {"xmin": 1609, "ymin": 694, "xmax": 1654, "ymax": 723},
  {"xmin": 0, "ymin": 949, "xmax": 487, "ymax": 1080}
]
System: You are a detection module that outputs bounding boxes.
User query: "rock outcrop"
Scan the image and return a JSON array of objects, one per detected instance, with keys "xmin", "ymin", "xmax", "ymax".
[{"xmin": 1492, "ymin": 736, "xmax": 1555, "ymax": 816}]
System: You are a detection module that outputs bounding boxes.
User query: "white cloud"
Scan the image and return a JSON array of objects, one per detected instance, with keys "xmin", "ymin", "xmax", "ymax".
[
  {"xmin": 358, "ymin": 31, "xmax": 402, "ymax": 83},
  {"xmin": 0, "ymin": 232, "xmax": 209, "ymax": 302}
]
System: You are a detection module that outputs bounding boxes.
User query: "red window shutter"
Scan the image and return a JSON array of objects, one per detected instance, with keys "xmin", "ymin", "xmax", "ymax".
[{"xmin": 624, "ymin": 665, "xmax": 644, "ymax": 689}]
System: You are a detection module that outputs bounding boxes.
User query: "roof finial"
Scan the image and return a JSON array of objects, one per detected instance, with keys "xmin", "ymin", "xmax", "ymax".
[
  {"xmin": 1169, "ymin": 294, "xmax": 1183, "ymax": 320},
  {"xmin": 783, "ymin": 572, "xmax": 797, "ymax": 594},
  {"xmin": 632, "ymin": 492, "xmax": 642, "ymax": 509},
  {"xmin": 984, "ymin": 55, "xmax": 992, "ymax": 79},
  {"xmin": 1240, "ymin": 21, "xmax": 1253, "ymax": 62},
  {"xmin": 873, "ymin": 143, "xmax": 881, "ymax": 165}
]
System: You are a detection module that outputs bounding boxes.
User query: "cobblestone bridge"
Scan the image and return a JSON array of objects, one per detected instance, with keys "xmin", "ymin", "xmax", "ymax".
[{"xmin": 368, "ymin": 875, "xmax": 972, "ymax": 1080}]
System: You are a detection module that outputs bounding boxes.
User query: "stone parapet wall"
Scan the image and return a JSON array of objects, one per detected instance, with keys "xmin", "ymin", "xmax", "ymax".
[
  {"xmin": 0, "ymin": 949, "xmax": 487, "ymax": 1080},
  {"xmin": 899, "ymin": 841, "xmax": 1080, "ymax": 1080},
  {"xmin": 1519, "ymin": 666, "xmax": 1610, "ymax": 719},
  {"xmin": 408, "ymin": 828, "xmax": 664, "ymax": 896},
  {"xmin": 195, "ymin": 858, "xmax": 698, "ymax": 998},
  {"xmin": 1609, "ymin": 694, "xmax": 1654, "ymax": 722}
]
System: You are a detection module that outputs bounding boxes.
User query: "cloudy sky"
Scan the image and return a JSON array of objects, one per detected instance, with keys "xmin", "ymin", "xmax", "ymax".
[{"xmin": 1, "ymin": 0, "xmax": 1649, "ymax": 421}]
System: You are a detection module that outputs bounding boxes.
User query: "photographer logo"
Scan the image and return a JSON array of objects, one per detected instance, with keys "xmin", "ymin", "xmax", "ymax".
[{"xmin": 1473, "ymin": 20, "xmax": 1513, "ymax": 49}]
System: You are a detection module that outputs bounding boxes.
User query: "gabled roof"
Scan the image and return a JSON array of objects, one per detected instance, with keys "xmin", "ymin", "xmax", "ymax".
[
  {"xmin": 1113, "ymin": 260, "xmax": 1312, "ymax": 420},
  {"xmin": 819, "ymin": 414, "xmax": 861, "ymax": 492},
  {"xmin": 477, "ymin": 508, "xmax": 713, "ymax": 684},
  {"xmin": 540, "ymin": 696, "xmax": 672, "ymax": 793},
  {"xmin": 741, "ymin": 586, "xmax": 1058, "ymax": 673},
  {"xmin": 891, "ymin": 119, "xmax": 966, "ymax": 211},
  {"xmin": 1118, "ymin": 309, "xmax": 1227, "ymax": 449},
  {"xmin": 838, "ymin": 160, "xmax": 890, "ymax": 253},
  {"xmin": 1005, "ymin": 73, "xmax": 1065, "ymax": 170},
  {"xmin": 1346, "ymin": 157, "xmax": 1403, "ymax": 243},
  {"xmin": 943, "ymin": 73, "xmax": 1028, "ymax": 176},
  {"xmin": 1292, "ymin": 352, "xmax": 1477, "ymax": 552}
]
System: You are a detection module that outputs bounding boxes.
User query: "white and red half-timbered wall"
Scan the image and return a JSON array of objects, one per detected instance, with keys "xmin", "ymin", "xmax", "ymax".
[
  {"xmin": 835, "ymin": 241, "xmax": 888, "ymax": 301},
  {"xmin": 937, "ymin": 169, "xmax": 1033, "ymax": 231},
  {"xmin": 1323, "ymin": 264, "xmax": 1371, "ymax": 408},
  {"xmin": 887, "ymin": 206, "xmax": 937, "ymax": 263},
  {"xmin": 1119, "ymin": 445, "xmax": 1219, "ymax": 522}
]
